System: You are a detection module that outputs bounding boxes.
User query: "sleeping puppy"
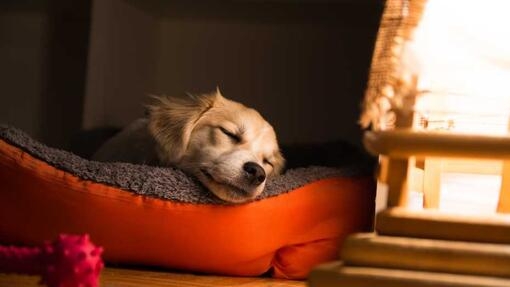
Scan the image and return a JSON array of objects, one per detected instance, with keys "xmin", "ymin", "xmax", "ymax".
[{"xmin": 92, "ymin": 89, "xmax": 285, "ymax": 203}]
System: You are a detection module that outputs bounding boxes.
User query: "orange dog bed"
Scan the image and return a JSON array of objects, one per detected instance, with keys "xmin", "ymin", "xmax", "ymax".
[{"xmin": 0, "ymin": 126, "xmax": 375, "ymax": 279}]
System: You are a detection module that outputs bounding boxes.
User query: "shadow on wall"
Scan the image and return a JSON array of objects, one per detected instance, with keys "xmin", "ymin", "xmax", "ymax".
[
  {"xmin": 0, "ymin": 0, "xmax": 91, "ymax": 149},
  {"xmin": 0, "ymin": 0, "xmax": 384, "ymax": 149}
]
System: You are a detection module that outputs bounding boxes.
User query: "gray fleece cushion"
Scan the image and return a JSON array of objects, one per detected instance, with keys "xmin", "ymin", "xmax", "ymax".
[{"xmin": 0, "ymin": 125, "xmax": 372, "ymax": 204}]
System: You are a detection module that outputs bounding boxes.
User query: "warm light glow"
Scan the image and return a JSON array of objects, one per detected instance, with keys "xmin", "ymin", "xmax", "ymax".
[
  {"xmin": 368, "ymin": 0, "xmax": 510, "ymax": 214},
  {"xmin": 404, "ymin": 158, "xmax": 503, "ymax": 214},
  {"xmin": 440, "ymin": 172, "xmax": 501, "ymax": 214},
  {"xmin": 395, "ymin": 0, "xmax": 510, "ymax": 213},
  {"xmin": 402, "ymin": 0, "xmax": 510, "ymax": 135}
]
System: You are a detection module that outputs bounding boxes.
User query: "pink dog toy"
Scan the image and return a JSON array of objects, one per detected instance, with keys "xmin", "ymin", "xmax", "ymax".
[{"xmin": 0, "ymin": 234, "xmax": 104, "ymax": 287}]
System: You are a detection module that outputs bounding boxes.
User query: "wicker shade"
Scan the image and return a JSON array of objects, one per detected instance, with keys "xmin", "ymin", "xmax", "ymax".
[
  {"xmin": 361, "ymin": 0, "xmax": 510, "ymax": 134},
  {"xmin": 360, "ymin": 0, "xmax": 510, "ymax": 214}
]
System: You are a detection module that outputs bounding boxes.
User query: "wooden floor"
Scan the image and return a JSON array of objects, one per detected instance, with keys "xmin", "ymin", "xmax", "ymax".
[{"xmin": 0, "ymin": 267, "xmax": 306, "ymax": 287}]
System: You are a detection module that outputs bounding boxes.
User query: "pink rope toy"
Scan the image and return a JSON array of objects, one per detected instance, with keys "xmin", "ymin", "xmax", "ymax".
[{"xmin": 0, "ymin": 234, "xmax": 104, "ymax": 287}]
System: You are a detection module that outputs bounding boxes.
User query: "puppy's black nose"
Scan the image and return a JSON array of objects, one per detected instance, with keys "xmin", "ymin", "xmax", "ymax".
[{"xmin": 243, "ymin": 162, "xmax": 266, "ymax": 186}]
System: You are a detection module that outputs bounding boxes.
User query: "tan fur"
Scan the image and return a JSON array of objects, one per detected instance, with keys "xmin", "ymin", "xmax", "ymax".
[{"xmin": 147, "ymin": 89, "xmax": 284, "ymax": 203}]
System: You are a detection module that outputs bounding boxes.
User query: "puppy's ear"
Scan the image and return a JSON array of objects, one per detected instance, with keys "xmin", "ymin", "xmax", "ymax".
[
  {"xmin": 147, "ymin": 93, "xmax": 220, "ymax": 164},
  {"xmin": 272, "ymin": 151, "xmax": 286, "ymax": 175}
]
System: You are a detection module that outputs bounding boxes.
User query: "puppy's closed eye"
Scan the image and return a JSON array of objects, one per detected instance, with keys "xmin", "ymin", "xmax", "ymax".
[{"xmin": 219, "ymin": 127, "xmax": 242, "ymax": 143}]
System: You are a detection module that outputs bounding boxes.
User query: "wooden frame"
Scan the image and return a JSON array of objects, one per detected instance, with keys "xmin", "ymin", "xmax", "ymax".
[
  {"xmin": 364, "ymin": 130, "xmax": 510, "ymax": 160},
  {"xmin": 366, "ymin": 130, "xmax": 510, "ymax": 213},
  {"xmin": 310, "ymin": 130, "xmax": 510, "ymax": 286},
  {"xmin": 376, "ymin": 207, "xmax": 510, "ymax": 243}
]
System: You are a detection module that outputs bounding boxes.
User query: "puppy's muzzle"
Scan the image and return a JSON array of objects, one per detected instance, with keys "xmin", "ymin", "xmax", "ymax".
[{"xmin": 243, "ymin": 162, "xmax": 266, "ymax": 186}]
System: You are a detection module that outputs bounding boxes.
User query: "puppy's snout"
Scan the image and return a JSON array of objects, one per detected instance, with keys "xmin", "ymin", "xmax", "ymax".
[{"xmin": 243, "ymin": 162, "xmax": 266, "ymax": 186}]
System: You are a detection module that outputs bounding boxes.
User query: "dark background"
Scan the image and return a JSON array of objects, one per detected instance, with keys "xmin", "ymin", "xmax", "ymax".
[{"xmin": 0, "ymin": 0, "xmax": 383, "ymax": 154}]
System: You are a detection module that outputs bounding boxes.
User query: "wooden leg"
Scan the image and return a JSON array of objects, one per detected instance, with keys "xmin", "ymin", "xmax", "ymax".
[
  {"xmin": 498, "ymin": 161, "xmax": 510, "ymax": 213},
  {"xmin": 378, "ymin": 157, "xmax": 409, "ymax": 208},
  {"xmin": 423, "ymin": 159, "xmax": 442, "ymax": 209}
]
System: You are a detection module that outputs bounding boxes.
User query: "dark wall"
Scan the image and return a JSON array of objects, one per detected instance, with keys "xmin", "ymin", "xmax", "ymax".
[
  {"xmin": 0, "ymin": 0, "xmax": 91, "ymax": 149},
  {"xmin": 1, "ymin": 0, "xmax": 383, "ymax": 149},
  {"xmin": 85, "ymin": 0, "xmax": 384, "ymax": 147},
  {"xmin": 40, "ymin": 0, "xmax": 91, "ymax": 148},
  {"xmin": 0, "ymin": 1, "xmax": 48, "ymax": 142}
]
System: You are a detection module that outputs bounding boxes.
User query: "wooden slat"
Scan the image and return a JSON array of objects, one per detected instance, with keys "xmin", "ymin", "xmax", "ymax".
[
  {"xmin": 341, "ymin": 233, "xmax": 510, "ymax": 277},
  {"xmin": 308, "ymin": 261, "xmax": 510, "ymax": 287},
  {"xmin": 364, "ymin": 130, "xmax": 510, "ymax": 160},
  {"xmin": 498, "ymin": 161, "xmax": 510, "ymax": 213},
  {"xmin": 378, "ymin": 156, "xmax": 410, "ymax": 207},
  {"xmin": 422, "ymin": 159, "xmax": 441, "ymax": 209},
  {"xmin": 376, "ymin": 207, "xmax": 510, "ymax": 243},
  {"xmin": 497, "ymin": 121, "xmax": 510, "ymax": 213}
]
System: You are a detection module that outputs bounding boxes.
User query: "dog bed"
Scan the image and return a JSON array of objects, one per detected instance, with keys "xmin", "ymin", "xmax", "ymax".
[{"xmin": 0, "ymin": 125, "xmax": 375, "ymax": 279}]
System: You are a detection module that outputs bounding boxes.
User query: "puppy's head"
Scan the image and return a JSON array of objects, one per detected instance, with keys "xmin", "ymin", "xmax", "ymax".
[{"xmin": 148, "ymin": 89, "xmax": 284, "ymax": 203}]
